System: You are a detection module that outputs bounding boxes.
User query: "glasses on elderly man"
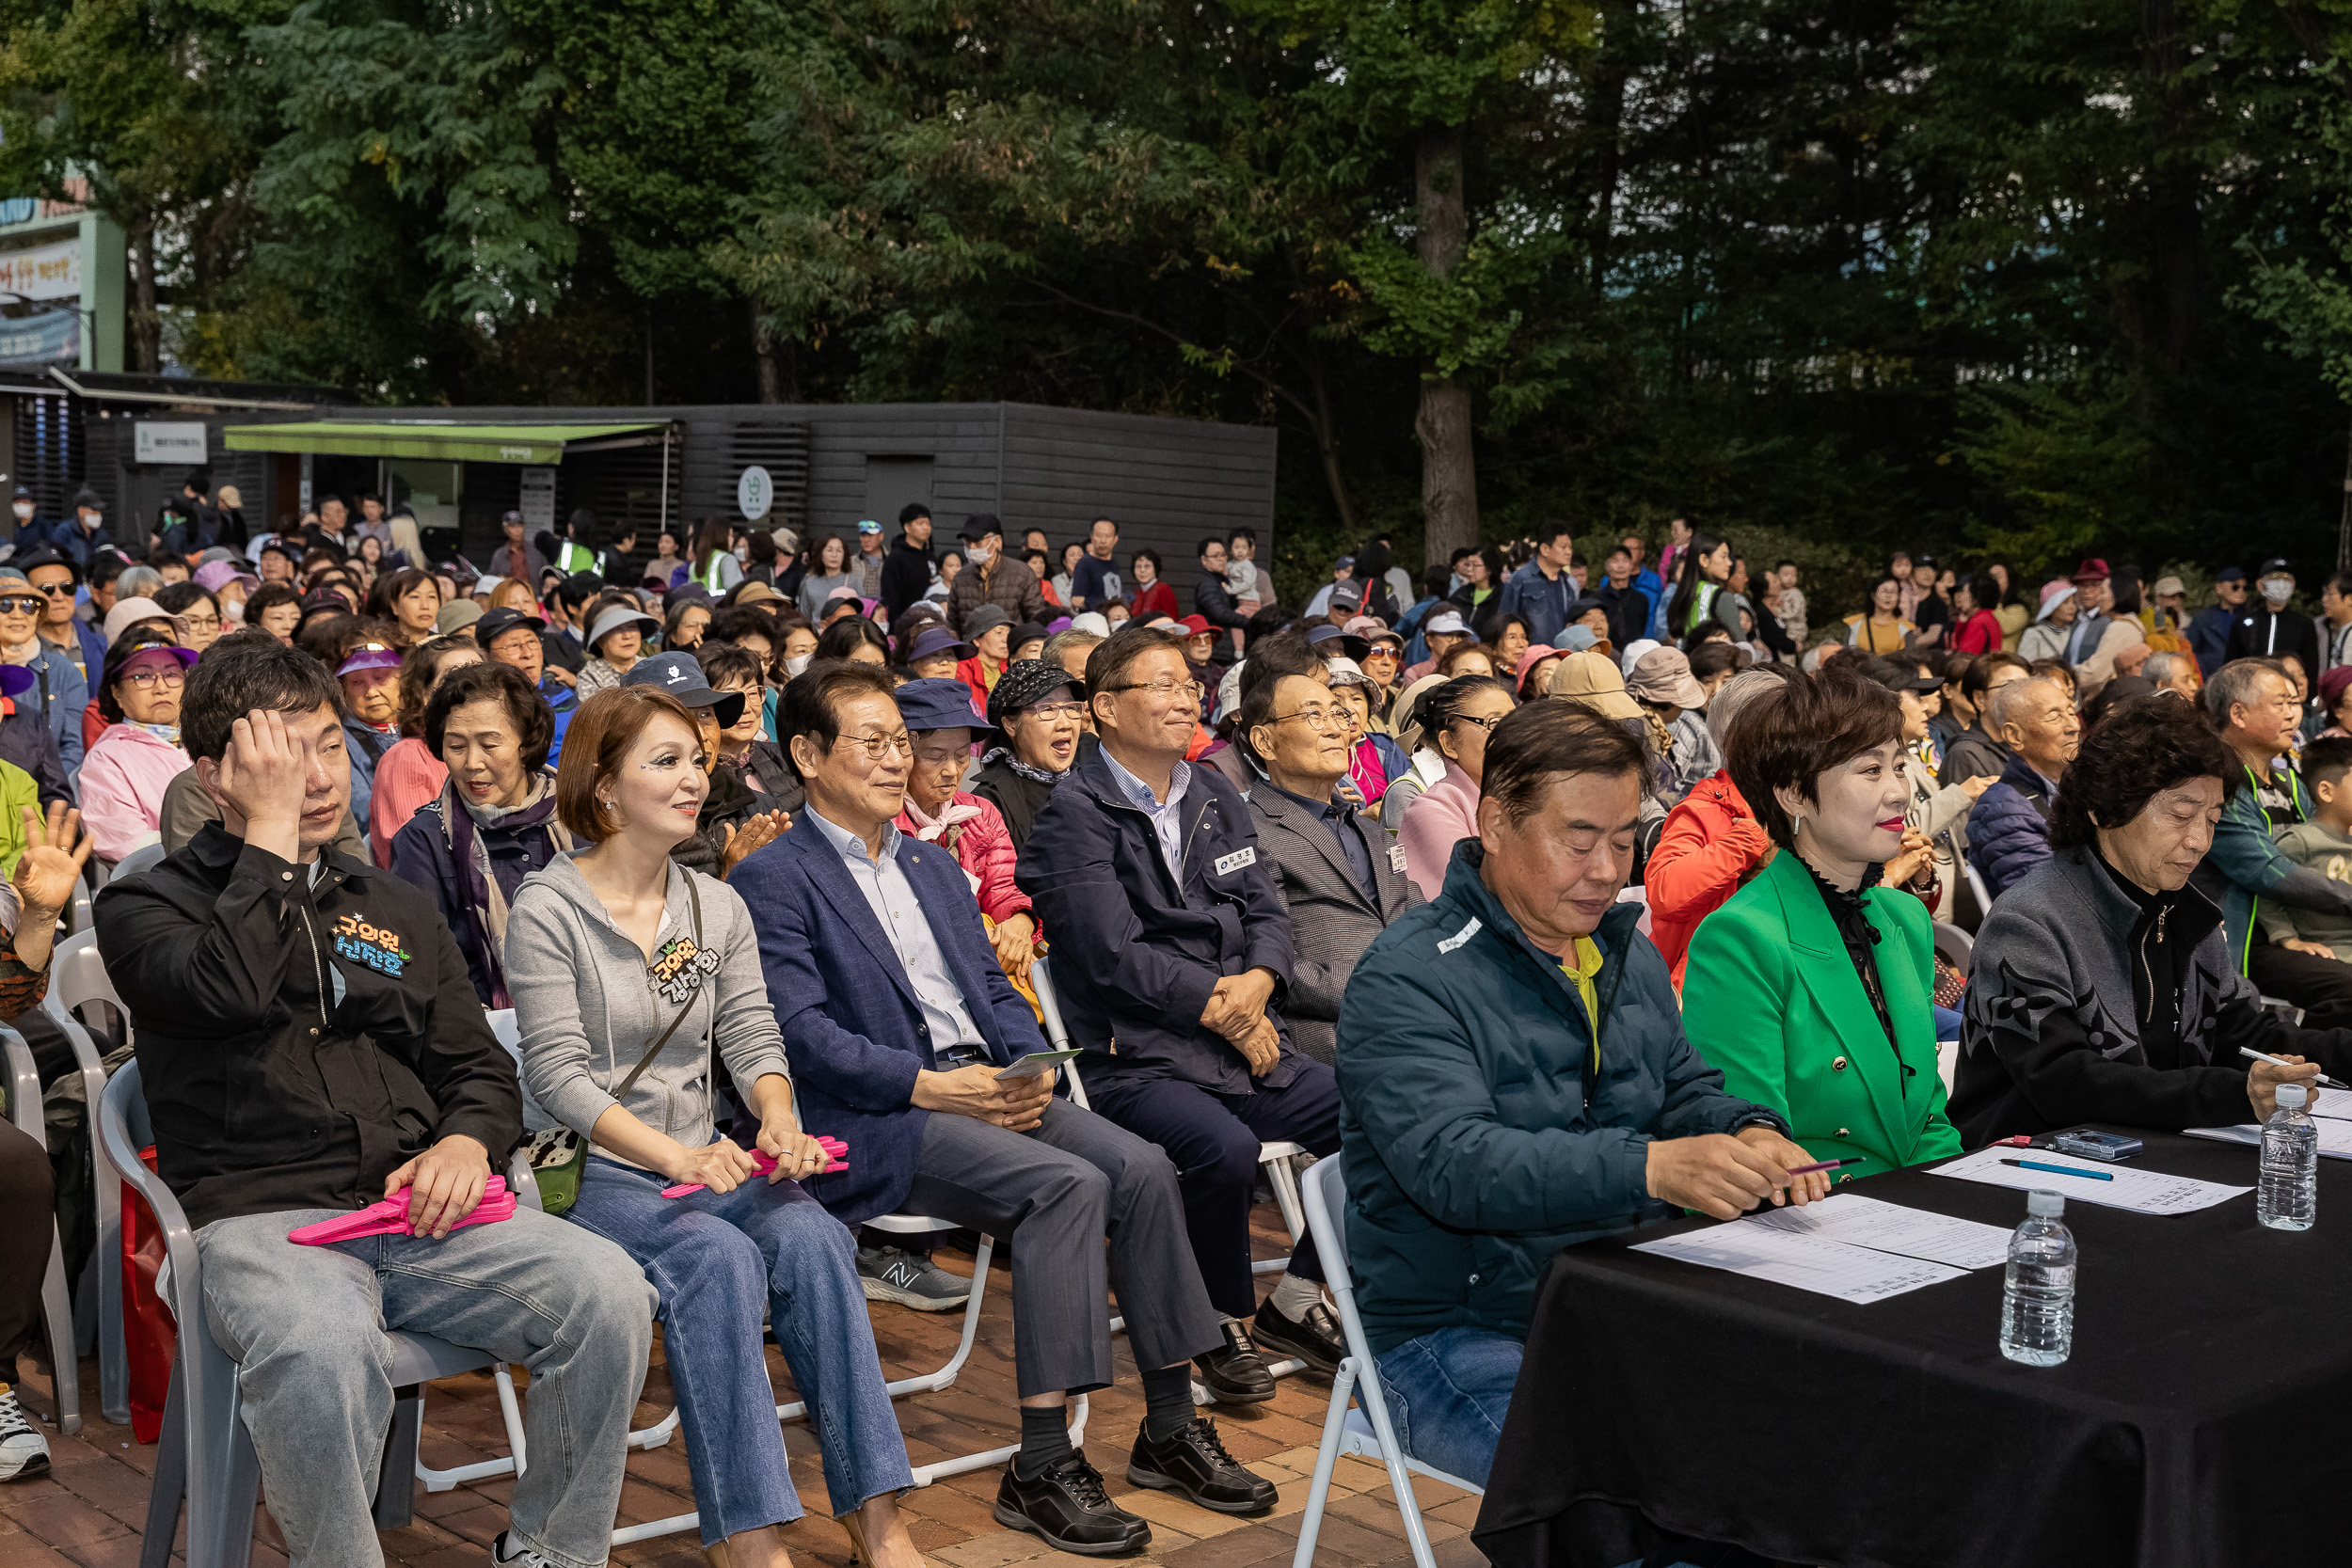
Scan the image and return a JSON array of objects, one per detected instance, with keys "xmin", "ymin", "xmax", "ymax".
[
  {"xmin": 1267, "ymin": 705, "xmax": 1353, "ymax": 736},
  {"xmin": 834, "ymin": 729, "xmax": 914, "ymax": 760},
  {"xmin": 1104, "ymin": 678, "xmax": 1204, "ymax": 702}
]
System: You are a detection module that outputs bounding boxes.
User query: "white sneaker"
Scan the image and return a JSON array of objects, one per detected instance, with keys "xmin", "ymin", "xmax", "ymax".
[
  {"xmin": 0, "ymin": 1385, "xmax": 51, "ymax": 1483},
  {"xmin": 490, "ymin": 1530, "xmax": 548, "ymax": 1566}
]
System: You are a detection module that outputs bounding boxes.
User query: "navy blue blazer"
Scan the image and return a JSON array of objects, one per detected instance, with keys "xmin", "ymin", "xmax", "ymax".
[
  {"xmin": 730, "ymin": 812, "xmax": 1044, "ymax": 1226},
  {"xmin": 1015, "ymin": 744, "xmax": 1299, "ymax": 1096}
]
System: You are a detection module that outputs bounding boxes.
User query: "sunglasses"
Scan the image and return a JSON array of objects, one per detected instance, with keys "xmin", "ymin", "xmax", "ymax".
[{"xmin": 0, "ymin": 595, "xmax": 43, "ymax": 614}]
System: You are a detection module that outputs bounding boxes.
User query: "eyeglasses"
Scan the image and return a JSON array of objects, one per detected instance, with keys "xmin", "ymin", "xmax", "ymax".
[
  {"xmin": 119, "ymin": 665, "xmax": 185, "ymax": 690},
  {"xmin": 1454, "ymin": 712, "xmax": 1505, "ymax": 734},
  {"xmin": 181, "ymin": 613, "xmax": 221, "ymax": 631},
  {"xmin": 834, "ymin": 729, "xmax": 914, "ymax": 760},
  {"xmin": 0, "ymin": 595, "xmax": 42, "ymax": 615},
  {"xmin": 1104, "ymin": 679, "xmax": 1203, "ymax": 702},
  {"xmin": 1021, "ymin": 701, "xmax": 1087, "ymax": 721},
  {"xmin": 1267, "ymin": 706, "xmax": 1351, "ymax": 735}
]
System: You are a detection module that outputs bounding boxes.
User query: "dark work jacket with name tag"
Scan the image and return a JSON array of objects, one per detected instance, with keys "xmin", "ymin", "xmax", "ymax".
[
  {"xmin": 1016, "ymin": 743, "xmax": 1297, "ymax": 1095},
  {"xmin": 95, "ymin": 823, "xmax": 520, "ymax": 1230}
]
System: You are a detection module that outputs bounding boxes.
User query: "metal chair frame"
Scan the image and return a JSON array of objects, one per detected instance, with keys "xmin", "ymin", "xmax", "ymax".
[{"xmin": 4, "ymin": 1024, "xmax": 79, "ymax": 1436}]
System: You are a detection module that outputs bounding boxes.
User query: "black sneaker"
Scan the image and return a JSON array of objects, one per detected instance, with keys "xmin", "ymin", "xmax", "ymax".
[
  {"xmin": 1192, "ymin": 1321, "xmax": 1276, "ymax": 1403},
  {"xmin": 993, "ymin": 1453, "xmax": 1152, "ymax": 1556},
  {"xmin": 857, "ymin": 1245, "xmax": 972, "ymax": 1310},
  {"xmin": 1250, "ymin": 1293, "xmax": 1344, "ymax": 1375},
  {"xmin": 1127, "ymin": 1418, "xmax": 1277, "ymax": 1515}
]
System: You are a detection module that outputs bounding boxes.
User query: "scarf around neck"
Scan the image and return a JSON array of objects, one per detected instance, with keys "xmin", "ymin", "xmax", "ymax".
[
  {"xmin": 438, "ymin": 768, "xmax": 573, "ymax": 1007},
  {"xmin": 980, "ymin": 746, "xmax": 1069, "ymax": 787}
]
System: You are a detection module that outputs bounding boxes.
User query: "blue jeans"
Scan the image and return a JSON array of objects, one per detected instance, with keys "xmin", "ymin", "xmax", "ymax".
[
  {"xmin": 568, "ymin": 1157, "xmax": 914, "ymax": 1545},
  {"xmin": 1371, "ymin": 1325, "xmax": 1523, "ymax": 1488}
]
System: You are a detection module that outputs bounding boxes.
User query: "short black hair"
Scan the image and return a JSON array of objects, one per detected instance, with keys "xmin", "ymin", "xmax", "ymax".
[
  {"xmin": 425, "ymin": 660, "xmax": 556, "ymax": 771},
  {"xmin": 1723, "ymin": 662, "xmax": 1905, "ymax": 847},
  {"xmin": 2308, "ymin": 735, "xmax": 2352, "ymax": 791},
  {"xmin": 181, "ymin": 634, "xmax": 344, "ymax": 763},
  {"xmin": 698, "ymin": 642, "xmax": 766, "ymax": 690},
  {"xmin": 1228, "ymin": 527, "xmax": 1257, "ymax": 546},
  {"xmin": 1085, "ymin": 623, "xmax": 1185, "ymax": 702},
  {"xmin": 1236, "ymin": 630, "xmax": 1326, "ymax": 711},
  {"xmin": 1483, "ymin": 700, "xmax": 1649, "ymax": 827},
  {"xmin": 816, "ymin": 615, "xmax": 890, "ymax": 662},
  {"xmin": 1962, "ymin": 650, "xmax": 2029, "ymax": 706},
  {"xmin": 1197, "ymin": 536, "xmax": 1226, "ymax": 561},
  {"xmin": 898, "ymin": 501, "xmax": 931, "ymax": 526},
  {"xmin": 777, "ymin": 658, "xmax": 898, "ymax": 779},
  {"xmin": 2049, "ymin": 694, "xmax": 2238, "ymax": 848},
  {"xmin": 88, "ymin": 553, "xmax": 127, "ymax": 589},
  {"xmin": 1535, "ymin": 519, "xmax": 1575, "ymax": 548}
]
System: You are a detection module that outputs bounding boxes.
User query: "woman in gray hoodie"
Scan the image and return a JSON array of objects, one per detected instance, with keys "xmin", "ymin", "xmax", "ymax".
[{"xmin": 506, "ymin": 684, "xmax": 925, "ymax": 1568}]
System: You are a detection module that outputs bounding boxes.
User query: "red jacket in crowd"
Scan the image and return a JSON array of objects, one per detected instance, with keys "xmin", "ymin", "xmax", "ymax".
[{"xmin": 1645, "ymin": 768, "xmax": 1774, "ymax": 991}]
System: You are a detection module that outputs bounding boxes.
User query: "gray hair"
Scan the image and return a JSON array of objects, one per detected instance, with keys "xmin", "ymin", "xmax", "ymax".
[
  {"xmin": 2141, "ymin": 651, "xmax": 2188, "ymax": 688},
  {"xmin": 118, "ymin": 565, "xmax": 167, "ymax": 599},
  {"xmin": 1987, "ymin": 675, "xmax": 2062, "ymax": 739},
  {"xmin": 2204, "ymin": 657, "xmax": 2286, "ymax": 725},
  {"xmin": 1707, "ymin": 667, "xmax": 1786, "ymax": 755},
  {"xmin": 1040, "ymin": 627, "xmax": 1104, "ymax": 673}
]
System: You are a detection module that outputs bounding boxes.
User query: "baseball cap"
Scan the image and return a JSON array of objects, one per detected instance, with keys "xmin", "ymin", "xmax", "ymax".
[
  {"xmin": 501, "ymin": 510, "xmax": 525, "ymax": 528},
  {"xmin": 1329, "ymin": 580, "xmax": 1365, "ymax": 609},
  {"xmin": 856, "ymin": 519, "xmax": 882, "ymax": 535},
  {"xmin": 1856, "ymin": 657, "xmax": 1940, "ymax": 695},
  {"xmin": 896, "ymin": 676, "xmax": 986, "ymax": 733},
  {"xmin": 335, "ymin": 641, "xmax": 404, "ymax": 679},
  {"xmin": 1423, "ymin": 610, "xmax": 1470, "ymax": 638},
  {"xmin": 1306, "ymin": 622, "xmax": 1371, "ymax": 662},
  {"xmin": 2258, "ymin": 558, "xmax": 2295, "ymax": 578},
  {"xmin": 437, "ymin": 600, "xmax": 484, "ymax": 636},
  {"xmin": 2151, "ymin": 576, "xmax": 2186, "ymax": 599},
  {"xmin": 1547, "ymin": 650, "xmax": 1643, "ymax": 721},
  {"xmin": 620, "ymin": 650, "xmax": 745, "ymax": 728},
  {"xmin": 2217, "ymin": 566, "xmax": 2247, "ymax": 583},
  {"xmin": 475, "ymin": 606, "xmax": 548, "ymax": 649}
]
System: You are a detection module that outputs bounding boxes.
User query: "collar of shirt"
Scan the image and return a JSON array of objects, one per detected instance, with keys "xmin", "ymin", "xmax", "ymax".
[
  {"xmin": 806, "ymin": 802, "xmax": 900, "ymax": 866},
  {"xmin": 1102, "ymin": 745, "xmax": 1191, "ymax": 816},
  {"xmin": 1262, "ymin": 775, "xmax": 1344, "ymax": 825}
]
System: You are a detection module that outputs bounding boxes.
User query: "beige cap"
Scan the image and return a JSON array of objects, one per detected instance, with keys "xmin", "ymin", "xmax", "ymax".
[
  {"xmin": 1547, "ymin": 650, "xmax": 1644, "ymax": 721},
  {"xmin": 2151, "ymin": 576, "xmax": 2186, "ymax": 600}
]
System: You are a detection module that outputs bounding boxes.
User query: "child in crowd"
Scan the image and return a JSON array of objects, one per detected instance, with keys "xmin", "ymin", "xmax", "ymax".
[
  {"xmin": 2262, "ymin": 736, "xmax": 2352, "ymax": 962},
  {"xmin": 1224, "ymin": 527, "xmax": 1264, "ymax": 656}
]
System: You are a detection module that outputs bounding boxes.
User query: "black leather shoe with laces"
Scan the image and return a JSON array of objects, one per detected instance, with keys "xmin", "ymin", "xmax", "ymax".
[
  {"xmin": 993, "ymin": 1453, "xmax": 1152, "ymax": 1556},
  {"xmin": 1249, "ymin": 1293, "xmax": 1344, "ymax": 1374},
  {"xmin": 1127, "ymin": 1418, "xmax": 1278, "ymax": 1514},
  {"xmin": 1192, "ymin": 1321, "xmax": 1277, "ymax": 1403}
]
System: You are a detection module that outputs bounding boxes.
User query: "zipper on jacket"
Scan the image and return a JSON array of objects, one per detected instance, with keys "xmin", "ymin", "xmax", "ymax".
[{"xmin": 296, "ymin": 895, "xmax": 331, "ymax": 1036}]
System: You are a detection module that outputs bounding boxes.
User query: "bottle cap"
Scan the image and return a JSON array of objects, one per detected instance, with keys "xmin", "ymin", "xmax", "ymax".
[
  {"xmin": 2279, "ymin": 1085, "xmax": 2309, "ymax": 1109},
  {"xmin": 2026, "ymin": 1190, "xmax": 2064, "ymax": 1217}
]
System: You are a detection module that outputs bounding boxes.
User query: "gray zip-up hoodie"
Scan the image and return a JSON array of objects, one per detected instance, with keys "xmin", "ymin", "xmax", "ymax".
[{"xmin": 507, "ymin": 850, "xmax": 790, "ymax": 1165}]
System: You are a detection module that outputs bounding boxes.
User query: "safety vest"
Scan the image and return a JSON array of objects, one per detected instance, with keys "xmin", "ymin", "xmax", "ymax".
[
  {"xmin": 696, "ymin": 554, "xmax": 729, "ymax": 593},
  {"xmin": 557, "ymin": 541, "xmax": 596, "ymax": 575}
]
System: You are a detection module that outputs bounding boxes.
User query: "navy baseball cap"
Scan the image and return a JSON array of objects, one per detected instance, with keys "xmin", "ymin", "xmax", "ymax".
[
  {"xmin": 2217, "ymin": 566, "xmax": 2247, "ymax": 583},
  {"xmin": 621, "ymin": 650, "xmax": 745, "ymax": 729},
  {"xmin": 1306, "ymin": 622, "xmax": 1371, "ymax": 661}
]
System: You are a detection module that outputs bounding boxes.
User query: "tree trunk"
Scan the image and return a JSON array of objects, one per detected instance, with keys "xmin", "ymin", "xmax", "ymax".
[
  {"xmin": 2337, "ymin": 404, "xmax": 2352, "ymax": 578},
  {"xmin": 126, "ymin": 214, "xmax": 161, "ymax": 374},
  {"xmin": 751, "ymin": 298, "xmax": 784, "ymax": 404},
  {"xmin": 1415, "ymin": 124, "xmax": 1477, "ymax": 565},
  {"xmin": 1302, "ymin": 334, "xmax": 1359, "ymax": 535}
]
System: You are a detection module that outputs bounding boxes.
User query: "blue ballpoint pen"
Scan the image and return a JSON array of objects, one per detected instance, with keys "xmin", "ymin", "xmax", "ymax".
[{"xmin": 1999, "ymin": 1157, "xmax": 2114, "ymax": 1182}]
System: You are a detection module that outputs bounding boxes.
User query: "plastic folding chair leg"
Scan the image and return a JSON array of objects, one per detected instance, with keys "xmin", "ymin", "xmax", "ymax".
[
  {"xmin": 414, "ymin": 1363, "xmax": 531, "ymax": 1490},
  {"xmin": 374, "ymin": 1388, "xmax": 427, "ymax": 1529},
  {"xmin": 38, "ymin": 1219, "xmax": 78, "ymax": 1434},
  {"xmin": 1292, "ymin": 1357, "xmax": 1360, "ymax": 1568},
  {"xmin": 139, "ymin": 1360, "xmax": 188, "ymax": 1568}
]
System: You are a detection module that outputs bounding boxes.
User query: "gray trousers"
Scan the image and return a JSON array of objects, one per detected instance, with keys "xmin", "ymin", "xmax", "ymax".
[
  {"xmin": 197, "ymin": 1206, "xmax": 659, "ymax": 1568},
  {"xmin": 903, "ymin": 1099, "xmax": 1221, "ymax": 1397}
]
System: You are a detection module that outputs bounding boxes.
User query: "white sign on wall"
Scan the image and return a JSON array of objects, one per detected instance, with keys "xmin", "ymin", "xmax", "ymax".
[
  {"xmin": 737, "ymin": 465, "xmax": 772, "ymax": 521},
  {"xmin": 517, "ymin": 467, "xmax": 558, "ymax": 530},
  {"xmin": 0, "ymin": 238, "xmax": 82, "ymax": 303},
  {"xmin": 135, "ymin": 422, "xmax": 208, "ymax": 465}
]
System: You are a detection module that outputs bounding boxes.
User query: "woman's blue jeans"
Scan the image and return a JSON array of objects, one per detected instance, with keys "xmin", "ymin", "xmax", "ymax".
[{"xmin": 569, "ymin": 1156, "xmax": 914, "ymax": 1545}]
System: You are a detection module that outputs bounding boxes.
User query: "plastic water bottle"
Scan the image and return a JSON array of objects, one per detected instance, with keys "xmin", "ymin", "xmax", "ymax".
[
  {"xmin": 2259, "ymin": 1082, "xmax": 2319, "ymax": 1231},
  {"xmin": 1999, "ymin": 1190, "xmax": 2075, "ymax": 1367}
]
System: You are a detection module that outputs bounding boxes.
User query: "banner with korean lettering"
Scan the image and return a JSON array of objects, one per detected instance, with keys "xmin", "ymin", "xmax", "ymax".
[
  {"xmin": 0, "ymin": 238, "xmax": 82, "ymax": 303},
  {"xmin": 0, "ymin": 309, "xmax": 80, "ymax": 366}
]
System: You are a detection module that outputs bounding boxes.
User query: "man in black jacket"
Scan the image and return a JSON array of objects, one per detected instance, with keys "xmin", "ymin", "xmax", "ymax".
[
  {"xmin": 93, "ymin": 639, "xmax": 654, "ymax": 1568},
  {"xmin": 1193, "ymin": 537, "xmax": 1250, "ymax": 636},
  {"xmin": 880, "ymin": 503, "xmax": 937, "ymax": 621},
  {"xmin": 2225, "ymin": 557, "xmax": 2324, "ymax": 683},
  {"xmin": 1017, "ymin": 626, "xmax": 1347, "ymax": 1395}
]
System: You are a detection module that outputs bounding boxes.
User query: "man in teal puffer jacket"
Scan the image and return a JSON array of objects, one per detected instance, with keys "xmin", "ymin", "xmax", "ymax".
[{"xmin": 1337, "ymin": 704, "xmax": 1825, "ymax": 1487}]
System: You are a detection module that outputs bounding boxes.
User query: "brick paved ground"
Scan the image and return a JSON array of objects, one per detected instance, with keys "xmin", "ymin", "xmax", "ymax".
[{"xmin": 0, "ymin": 1216, "xmax": 1485, "ymax": 1568}]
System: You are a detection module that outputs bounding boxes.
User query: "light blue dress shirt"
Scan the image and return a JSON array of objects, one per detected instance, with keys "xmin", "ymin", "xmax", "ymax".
[
  {"xmin": 806, "ymin": 805, "xmax": 988, "ymax": 1056},
  {"xmin": 1101, "ymin": 748, "xmax": 1193, "ymax": 882}
]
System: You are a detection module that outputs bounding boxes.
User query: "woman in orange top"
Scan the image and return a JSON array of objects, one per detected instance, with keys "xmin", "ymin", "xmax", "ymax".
[{"xmin": 1643, "ymin": 671, "xmax": 1781, "ymax": 990}]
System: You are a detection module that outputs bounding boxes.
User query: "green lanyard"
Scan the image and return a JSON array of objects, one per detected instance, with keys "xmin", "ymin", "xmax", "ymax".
[{"xmin": 2241, "ymin": 761, "xmax": 2309, "ymax": 965}]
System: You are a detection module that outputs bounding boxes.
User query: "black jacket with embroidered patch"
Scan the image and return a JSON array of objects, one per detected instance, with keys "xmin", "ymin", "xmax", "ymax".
[{"xmin": 96, "ymin": 823, "xmax": 520, "ymax": 1228}]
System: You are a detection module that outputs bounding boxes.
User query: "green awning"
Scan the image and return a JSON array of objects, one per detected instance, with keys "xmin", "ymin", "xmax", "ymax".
[{"xmin": 222, "ymin": 420, "xmax": 670, "ymax": 465}]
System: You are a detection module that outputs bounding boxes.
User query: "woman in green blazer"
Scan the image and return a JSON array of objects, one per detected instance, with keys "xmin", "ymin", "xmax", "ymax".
[{"xmin": 1680, "ymin": 661, "xmax": 1963, "ymax": 1179}]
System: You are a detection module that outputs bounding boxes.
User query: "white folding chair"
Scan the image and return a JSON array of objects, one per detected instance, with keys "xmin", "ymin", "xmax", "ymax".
[
  {"xmin": 35, "ymin": 936, "xmax": 122, "ymax": 1422},
  {"xmin": 1291, "ymin": 1155, "xmax": 1480, "ymax": 1568},
  {"xmin": 96, "ymin": 1059, "xmax": 528, "ymax": 1568},
  {"xmin": 110, "ymin": 842, "xmax": 168, "ymax": 882},
  {"xmin": 4, "ymin": 1024, "xmax": 79, "ymax": 1437},
  {"xmin": 476, "ymin": 1011, "xmax": 1073, "ymax": 1546},
  {"xmin": 1963, "ymin": 858, "xmax": 1996, "ymax": 920}
]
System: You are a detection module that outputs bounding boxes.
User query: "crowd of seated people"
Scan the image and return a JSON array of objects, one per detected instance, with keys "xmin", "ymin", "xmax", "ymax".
[{"xmin": 7, "ymin": 515, "xmax": 2350, "ymax": 1568}]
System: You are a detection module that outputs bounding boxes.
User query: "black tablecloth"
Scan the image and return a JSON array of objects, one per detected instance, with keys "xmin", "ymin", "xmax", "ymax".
[{"xmin": 1472, "ymin": 1130, "xmax": 2352, "ymax": 1568}]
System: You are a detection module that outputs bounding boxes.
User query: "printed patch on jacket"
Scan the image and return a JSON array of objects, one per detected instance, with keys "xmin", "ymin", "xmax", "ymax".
[
  {"xmin": 649, "ymin": 935, "xmax": 722, "ymax": 1006},
  {"xmin": 333, "ymin": 912, "xmax": 411, "ymax": 977}
]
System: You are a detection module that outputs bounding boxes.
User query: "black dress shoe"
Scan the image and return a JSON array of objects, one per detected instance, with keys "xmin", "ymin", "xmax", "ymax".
[
  {"xmin": 1193, "ymin": 1322, "xmax": 1277, "ymax": 1403},
  {"xmin": 1128, "ymin": 1418, "xmax": 1279, "ymax": 1515},
  {"xmin": 1249, "ymin": 1294, "xmax": 1344, "ymax": 1375},
  {"xmin": 993, "ymin": 1454, "xmax": 1152, "ymax": 1556}
]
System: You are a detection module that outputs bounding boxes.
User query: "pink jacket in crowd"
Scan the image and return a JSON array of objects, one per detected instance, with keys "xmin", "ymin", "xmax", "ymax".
[{"xmin": 80, "ymin": 722, "xmax": 192, "ymax": 864}]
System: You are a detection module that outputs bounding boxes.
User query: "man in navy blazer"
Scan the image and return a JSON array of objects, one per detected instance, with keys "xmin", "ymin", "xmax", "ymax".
[
  {"xmin": 730, "ymin": 659, "xmax": 1282, "ymax": 1555},
  {"xmin": 1016, "ymin": 626, "xmax": 1347, "ymax": 1391}
]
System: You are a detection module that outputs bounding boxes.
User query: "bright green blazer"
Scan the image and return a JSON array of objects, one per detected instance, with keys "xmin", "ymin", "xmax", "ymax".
[{"xmin": 1679, "ymin": 849, "xmax": 1962, "ymax": 1180}]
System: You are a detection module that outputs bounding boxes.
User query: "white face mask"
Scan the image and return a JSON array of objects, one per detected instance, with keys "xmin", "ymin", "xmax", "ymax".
[
  {"xmin": 2262, "ymin": 576, "xmax": 2294, "ymax": 607},
  {"xmin": 81, "ymin": 512, "xmax": 100, "ymax": 529},
  {"xmin": 10, "ymin": 502, "xmax": 29, "ymax": 520},
  {"xmin": 784, "ymin": 652, "xmax": 814, "ymax": 678}
]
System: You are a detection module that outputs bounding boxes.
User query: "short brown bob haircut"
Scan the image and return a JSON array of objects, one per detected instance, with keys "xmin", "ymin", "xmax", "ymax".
[
  {"xmin": 425, "ymin": 662, "xmax": 557, "ymax": 774},
  {"xmin": 1722, "ymin": 661, "xmax": 1904, "ymax": 848},
  {"xmin": 556, "ymin": 685, "xmax": 704, "ymax": 842},
  {"xmin": 1481, "ymin": 701, "xmax": 1650, "ymax": 828}
]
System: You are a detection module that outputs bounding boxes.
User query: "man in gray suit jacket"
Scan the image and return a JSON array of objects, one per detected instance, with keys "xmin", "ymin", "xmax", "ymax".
[{"xmin": 1242, "ymin": 670, "xmax": 1422, "ymax": 1066}]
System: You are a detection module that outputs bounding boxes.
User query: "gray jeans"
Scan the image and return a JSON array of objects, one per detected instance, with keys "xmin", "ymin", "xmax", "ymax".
[
  {"xmin": 197, "ymin": 1206, "xmax": 659, "ymax": 1568},
  {"xmin": 901, "ymin": 1098, "xmax": 1222, "ymax": 1396}
]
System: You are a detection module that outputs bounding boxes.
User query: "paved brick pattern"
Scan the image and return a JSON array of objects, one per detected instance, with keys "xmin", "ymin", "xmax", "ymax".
[{"xmin": 1, "ymin": 1217, "xmax": 1484, "ymax": 1567}]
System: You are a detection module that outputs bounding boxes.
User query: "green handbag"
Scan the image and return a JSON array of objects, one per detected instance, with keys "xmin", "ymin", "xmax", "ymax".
[{"xmin": 526, "ymin": 879, "xmax": 705, "ymax": 1215}]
